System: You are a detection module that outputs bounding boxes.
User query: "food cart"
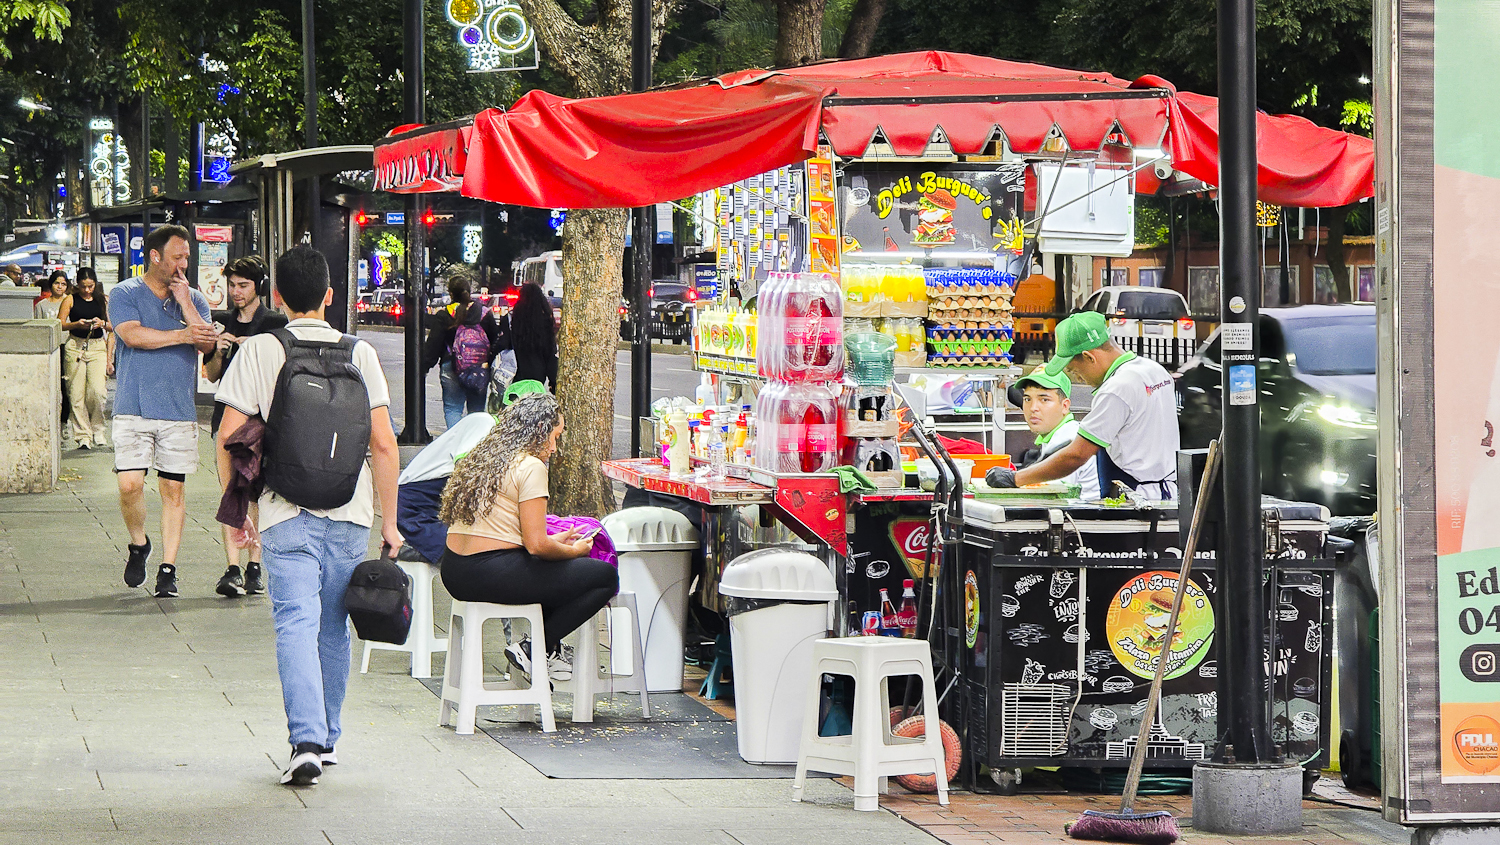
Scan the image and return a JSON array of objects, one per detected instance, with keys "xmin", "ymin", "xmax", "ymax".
[{"xmin": 371, "ymin": 50, "xmax": 1374, "ymax": 787}]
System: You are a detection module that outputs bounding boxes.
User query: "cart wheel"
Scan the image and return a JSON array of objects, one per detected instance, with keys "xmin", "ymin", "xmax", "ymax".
[
  {"xmin": 989, "ymin": 767, "xmax": 1021, "ymax": 796},
  {"xmin": 890, "ymin": 715, "xmax": 962, "ymax": 793},
  {"xmin": 1339, "ymin": 728, "xmax": 1366, "ymax": 790},
  {"xmin": 1303, "ymin": 766, "xmax": 1321, "ymax": 796}
]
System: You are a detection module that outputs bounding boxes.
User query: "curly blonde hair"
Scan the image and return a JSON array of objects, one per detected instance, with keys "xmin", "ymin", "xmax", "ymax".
[{"xmin": 439, "ymin": 394, "xmax": 562, "ymax": 526}]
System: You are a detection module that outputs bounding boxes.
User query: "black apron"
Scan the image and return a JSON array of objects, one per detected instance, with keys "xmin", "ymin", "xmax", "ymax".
[{"xmin": 1095, "ymin": 448, "xmax": 1174, "ymax": 500}]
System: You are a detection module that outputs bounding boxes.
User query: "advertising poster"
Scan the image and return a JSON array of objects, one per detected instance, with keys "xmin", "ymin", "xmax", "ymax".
[
  {"xmin": 839, "ymin": 163, "xmax": 1025, "ymax": 259},
  {"xmin": 197, "ymin": 241, "xmax": 229, "ymax": 311},
  {"xmin": 1430, "ymin": 0, "xmax": 1500, "ymax": 787}
]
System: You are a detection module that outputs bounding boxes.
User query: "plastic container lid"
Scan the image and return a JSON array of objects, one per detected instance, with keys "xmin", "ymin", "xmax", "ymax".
[
  {"xmin": 600, "ymin": 507, "xmax": 700, "ymax": 551},
  {"xmin": 718, "ymin": 548, "xmax": 838, "ymax": 601}
]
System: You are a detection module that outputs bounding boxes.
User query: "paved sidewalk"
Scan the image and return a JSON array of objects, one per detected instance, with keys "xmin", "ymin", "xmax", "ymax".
[
  {"xmin": 0, "ymin": 436, "xmax": 934, "ymax": 845},
  {"xmin": 1, "ymin": 434, "xmax": 1412, "ymax": 844}
]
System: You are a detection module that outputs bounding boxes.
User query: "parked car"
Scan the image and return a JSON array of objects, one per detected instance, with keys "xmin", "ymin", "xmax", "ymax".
[
  {"xmin": 1078, "ymin": 285, "xmax": 1197, "ymax": 369},
  {"xmin": 1175, "ymin": 304, "xmax": 1377, "ymax": 515},
  {"xmin": 618, "ymin": 282, "xmax": 698, "ymax": 342},
  {"xmin": 363, "ymin": 289, "xmax": 405, "ymax": 326}
]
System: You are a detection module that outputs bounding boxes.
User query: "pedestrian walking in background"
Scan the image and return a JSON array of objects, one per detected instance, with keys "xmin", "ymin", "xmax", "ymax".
[
  {"xmin": 58, "ymin": 268, "xmax": 114, "ymax": 449},
  {"xmin": 34, "ymin": 270, "xmax": 69, "ymax": 319},
  {"xmin": 203, "ymin": 255, "xmax": 286, "ymax": 598},
  {"xmin": 0, "ymin": 263, "xmax": 19, "ymax": 286},
  {"xmin": 423, "ymin": 274, "xmax": 501, "ymax": 428},
  {"xmin": 214, "ymin": 245, "xmax": 402, "ymax": 787},
  {"xmin": 109, "ymin": 224, "xmax": 217, "ymax": 598},
  {"xmin": 506, "ymin": 282, "xmax": 558, "ymax": 392}
]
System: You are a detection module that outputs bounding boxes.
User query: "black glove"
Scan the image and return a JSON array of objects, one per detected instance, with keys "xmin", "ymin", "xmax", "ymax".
[{"xmin": 985, "ymin": 467, "xmax": 1018, "ymax": 488}]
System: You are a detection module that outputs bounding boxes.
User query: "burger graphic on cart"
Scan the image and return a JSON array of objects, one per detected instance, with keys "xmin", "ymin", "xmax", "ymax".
[{"xmin": 914, "ymin": 188, "xmax": 958, "ymax": 246}]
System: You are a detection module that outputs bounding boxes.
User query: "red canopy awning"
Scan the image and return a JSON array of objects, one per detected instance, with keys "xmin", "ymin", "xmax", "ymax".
[{"xmin": 375, "ymin": 51, "xmax": 1373, "ymax": 209}]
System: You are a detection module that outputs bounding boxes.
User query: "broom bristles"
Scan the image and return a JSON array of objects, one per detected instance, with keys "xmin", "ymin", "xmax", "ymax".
[{"xmin": 1066, "ymin": 809, "xmax": 1180, "ymax": 845}]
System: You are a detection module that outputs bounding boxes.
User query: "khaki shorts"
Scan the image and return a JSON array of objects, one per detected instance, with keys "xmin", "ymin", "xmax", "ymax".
[{"xmin": 113, "ymin": 416, "xmax": 199, "ymax": 477}]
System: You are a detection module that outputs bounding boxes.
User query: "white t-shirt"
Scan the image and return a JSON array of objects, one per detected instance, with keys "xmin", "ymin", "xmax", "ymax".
[
  {"xmin": 398, "ymin": 412, "xmax": 497, "ymax": 485},
  {"xmin": 1077, "ymin": 354, "xmax": 1180, "ymax": 498},
  {"xmin": 1036, "ymin": 416, "xmax": 1102, "ymax": 500},
  {"xmin": 215, "ymin": 318, "xmax": 391, "ymax": 531}
]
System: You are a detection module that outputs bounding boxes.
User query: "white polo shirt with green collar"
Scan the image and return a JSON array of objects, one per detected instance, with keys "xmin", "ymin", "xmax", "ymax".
[
  {"xmin": 1077, "ymin": 353, "xmax": 1180, "ymax": 496},
  {"xmin": 1035, "ymin": 415, "xmax": 1102, "ymax": 500}
]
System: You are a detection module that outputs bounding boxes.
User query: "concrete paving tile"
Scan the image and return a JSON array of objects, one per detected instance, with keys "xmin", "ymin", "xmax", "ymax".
[
  {"xmin": 0, "ymin": 808, "xmax": 117, "ymax": 833},
  {"xmin": 726, "ymin": 826, "xmax": 940, "ymax": 845}
]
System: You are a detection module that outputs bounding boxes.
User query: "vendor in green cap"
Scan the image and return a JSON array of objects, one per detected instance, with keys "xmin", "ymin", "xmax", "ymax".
[
  {"xmin": 1013, "ymin": 368, "xmax": 1100, "ymax": 499},
  {"xmin": 986, "ymin": 311, "xmax": 1180, "ymax": 499}
]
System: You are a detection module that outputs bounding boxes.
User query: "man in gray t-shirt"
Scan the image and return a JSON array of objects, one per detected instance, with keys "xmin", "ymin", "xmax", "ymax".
[{"xmin": 108, "ymin": 225, "xmax": 217, "ymax": 598}]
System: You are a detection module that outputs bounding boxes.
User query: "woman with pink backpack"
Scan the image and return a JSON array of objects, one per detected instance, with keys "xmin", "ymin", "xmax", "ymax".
[{"xmin": 423, "ymin": 274, "xmax": 503, "ymax": 428}]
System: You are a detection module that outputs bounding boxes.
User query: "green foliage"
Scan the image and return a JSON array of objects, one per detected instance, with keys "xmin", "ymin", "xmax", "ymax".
[
  {"xmin": 656, "ymin": 0, "xmax": 858, "ymax": 83},
  {"xmin": 1135, "ymin": 199, "xmax": 1170, "ymax": 249},
  {"xmin": 1341, "ymin": 99, "xmax": 1373, "ymax": 134},
  {"xmin": 0, "ymin": 0, "xmax": 70, "ymax": 59}
]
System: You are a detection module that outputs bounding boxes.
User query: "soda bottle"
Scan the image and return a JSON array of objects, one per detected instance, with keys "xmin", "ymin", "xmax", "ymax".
[
  {"xmin": 898, "ymin": 579, "xmax": 919, "ymax": 638},
  {"xmin": 799, "ymin": 383, "xmax": 838, "ymax": 473},
  {"xmin": 879, "ymin": 588, "xmax": 899, "ymax": 635},
  {"xmin": 803, "ymin": 273, "xmax": 843, "ymax": 381}
]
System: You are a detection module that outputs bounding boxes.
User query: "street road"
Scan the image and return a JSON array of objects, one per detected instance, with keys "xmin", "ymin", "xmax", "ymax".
[{"xmin": 358, "ymin": 327, "xmax": 699, "ymax": 459}]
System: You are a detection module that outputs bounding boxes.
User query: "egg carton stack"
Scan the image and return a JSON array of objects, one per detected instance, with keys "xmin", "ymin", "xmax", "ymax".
[{"xmin": 925, "ymin": 267, "xmax": 1016, "ymax": 367}]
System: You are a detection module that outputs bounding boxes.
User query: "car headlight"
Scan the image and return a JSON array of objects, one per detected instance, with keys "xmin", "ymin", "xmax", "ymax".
[{"xmin": 1312, "ymin": 401, "xmax": 1377, "ymax": 430}]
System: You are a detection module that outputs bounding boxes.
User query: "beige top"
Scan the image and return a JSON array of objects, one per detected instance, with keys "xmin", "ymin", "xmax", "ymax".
[
  {"xmin": 214, "ymin": 318, "xmax": 391, "ymax": 531},
  {"xmin": 447, "ymin": 455, "xmax": 549, "ymax": 547}
]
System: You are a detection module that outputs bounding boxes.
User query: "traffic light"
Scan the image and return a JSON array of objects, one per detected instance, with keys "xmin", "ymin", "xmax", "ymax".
[
  {"xmin": 422, "ymin": 209, "xmax": 437, "ymax": 227},
  {"xmin": 354, "ymin": 210, "xmax": 369, "ymax": 226}
]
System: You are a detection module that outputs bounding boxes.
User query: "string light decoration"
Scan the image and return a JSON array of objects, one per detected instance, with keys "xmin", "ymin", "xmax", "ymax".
[
  {"xmin": 462, "ymin": 225, "xmax": 483, "ymax": 262},
  {"xmin": 88, "ymin": 118, "xmax": 130, "ymax": 207},
  {"xmin": 446, "ymin": 0, "xmax": 537, "ymax": 72}
]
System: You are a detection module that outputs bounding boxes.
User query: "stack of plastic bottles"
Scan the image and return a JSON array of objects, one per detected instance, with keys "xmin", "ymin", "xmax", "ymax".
[
  {"xmin": 753, "ymin": 272, "xmax": 844, "ymax": 473},
  {"xmin": 924, "ymin": 266, "xmax": 1017, "ymax": 367}
]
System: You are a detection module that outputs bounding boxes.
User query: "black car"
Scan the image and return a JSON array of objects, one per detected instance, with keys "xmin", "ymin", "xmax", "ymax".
[
  {"xmin": 1175, "ymin": 304, "xmax": 1376, "ymax": 515},
  {"xmin": 618, "ymin": 281, "xmax": 699, "ymax": 342}
]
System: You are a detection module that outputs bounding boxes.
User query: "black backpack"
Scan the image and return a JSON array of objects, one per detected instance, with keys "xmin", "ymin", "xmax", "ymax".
[
  {"xmin": 263, "ymin": 328, "xmax": 372, "ymax": 511},
  {"xmin": 346, "ymin": 558, "xmax": 413, "ymax": 645}
]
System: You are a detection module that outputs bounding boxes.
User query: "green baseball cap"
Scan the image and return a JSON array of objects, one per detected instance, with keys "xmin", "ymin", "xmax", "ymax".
[
  {"xmin": 504, "ymin": 379, "xmax": 548, "ymax": 405},
  {"xmin": 1015, "ymin": 368, "xmax": 1071, "ymax": 398},
  {"xmin": 1044, "ymin": 311, "xmax": 1111, "ymax": 376}
]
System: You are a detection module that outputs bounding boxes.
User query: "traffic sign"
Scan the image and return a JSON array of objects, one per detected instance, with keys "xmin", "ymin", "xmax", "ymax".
[{"xmin": 384, "ymin": 212, "xmax": 406, "ymax": 226}]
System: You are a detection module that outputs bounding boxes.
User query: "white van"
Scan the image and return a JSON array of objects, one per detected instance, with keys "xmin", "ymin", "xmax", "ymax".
[{"xmin": 516, "ymin": 250, "xmax": 563, "ymax": 301}]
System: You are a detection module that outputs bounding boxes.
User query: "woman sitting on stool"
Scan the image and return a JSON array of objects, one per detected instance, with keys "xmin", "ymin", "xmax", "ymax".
[{"xmin": 439, "ymin": 393, "xmax": 617, "ymax": 683}]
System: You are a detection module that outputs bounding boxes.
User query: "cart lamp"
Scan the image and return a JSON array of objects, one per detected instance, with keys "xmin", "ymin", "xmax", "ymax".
[{"xmin": 1315, "ymin": 402, "xmax": 1377, "ymax": 430}]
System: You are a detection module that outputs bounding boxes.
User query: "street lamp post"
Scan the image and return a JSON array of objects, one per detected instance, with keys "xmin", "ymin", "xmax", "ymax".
[
  {"xmin": 397, "ymin": 0, "xmax": 430, "ymax": 445},
  {"xmin": 629, "ymin": 0, "xmax": 653, "ymax": 457}
]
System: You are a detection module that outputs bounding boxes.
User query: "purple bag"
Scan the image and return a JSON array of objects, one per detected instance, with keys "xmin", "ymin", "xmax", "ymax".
[{"xmin": 546, "ymin": 514, "xmax": 618, "ymax": 568}]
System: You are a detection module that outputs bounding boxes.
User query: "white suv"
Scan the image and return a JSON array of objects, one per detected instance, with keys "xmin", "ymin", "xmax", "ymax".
[{"xmin": 1078, "ymin": 286, "xmax": 1197, "ymax": 368}]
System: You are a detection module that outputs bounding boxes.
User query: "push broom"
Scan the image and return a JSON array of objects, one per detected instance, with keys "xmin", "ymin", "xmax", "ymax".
[{"xmin": 1067, "ymin": 439, "xmax": 1221, "ymax": 845}]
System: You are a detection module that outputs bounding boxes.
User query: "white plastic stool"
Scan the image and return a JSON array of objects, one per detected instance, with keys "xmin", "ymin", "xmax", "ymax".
[
  {"xmin": 360, "ymin": 558, "xmax": 448, "ymax": 679},
  {"xmin": 439, "ymin": 601, "xmax": 556, "ymax": 734},
  {"xmin": 791, "ymin": 637, "xmax": 948, "ymax": 811},
  {"xmin": 552, "ymin": 592, "xmax": 651, "ymax": 723}
]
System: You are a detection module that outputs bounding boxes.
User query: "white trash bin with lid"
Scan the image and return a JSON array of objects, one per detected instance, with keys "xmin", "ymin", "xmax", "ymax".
[
  {"xmin": 719, "ymin": 548, "xmax": 838, "ymax": 764},
  {"xmin": 601, "ymin": 507, "xmax": 699, "ymax": 693}
]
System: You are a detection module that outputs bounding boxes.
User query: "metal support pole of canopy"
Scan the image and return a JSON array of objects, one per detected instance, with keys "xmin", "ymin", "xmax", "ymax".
[{"xmin": 629, "ymin": 0, "xmax": 654, "ymax": 457}]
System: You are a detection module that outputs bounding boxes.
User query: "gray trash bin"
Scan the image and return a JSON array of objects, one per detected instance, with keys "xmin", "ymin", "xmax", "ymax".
[
  {"xmin": 601, "ymin": 507, "xmax": 699, "ymax": 693},
  {"xmin": 719, "ymin": 549, "xmax": 838, "ymax": 764}
]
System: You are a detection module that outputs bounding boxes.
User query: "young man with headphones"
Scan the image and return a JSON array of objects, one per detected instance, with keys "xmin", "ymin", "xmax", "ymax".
[{"xmin": 204, "ymin": 255, "xmax": 288, "ymax": 597}]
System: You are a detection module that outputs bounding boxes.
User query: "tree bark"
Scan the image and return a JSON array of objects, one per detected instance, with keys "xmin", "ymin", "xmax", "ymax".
[
  {"xmin": 774, "ymin": 0, "xmax": 826, "ymax": 67},
  {"xmin": 837, "ymin": 0, "xmax": 886, "ymax": 58},
  {"xmin": 514, "ymin": 0, "xmax": 678, "ymax": 516},
  {"xmin": 549, "ymin": 207, "xmax": 631, "ymax": 516},
  {"xmin": 1326, "ymin": 203, "xmax": 1351, "ymax": 301}
]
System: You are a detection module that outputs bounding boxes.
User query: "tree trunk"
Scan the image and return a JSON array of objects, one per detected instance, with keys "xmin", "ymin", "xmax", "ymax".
[
  {"xmin": 549, "ymin": 208, "xmax": 631, "ymax": 517},
  {"xmin": 1326, "ymin": 203, "xmax": 1351, "ymax": 301},
  {"xmin": 837, "ymin": 0, "xmax": 887, "ymax": 58},
  {"xmin": 774, "ymin": 0, "xmax": 826, "ymax": 67}
]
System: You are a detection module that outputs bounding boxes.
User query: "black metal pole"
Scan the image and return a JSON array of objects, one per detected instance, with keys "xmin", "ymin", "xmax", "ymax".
[
  {"xmin": 140, "ymin": 95, "xmax": 151, "ymax": 239},
  {"xmin": 188, "ymin": 122, "xmax": 204, "ymax": 192},
  {"xmin": 1214, "ymin": 0, "xmax": 1273, "ymax": 764},
  {"xmin": 302, "ymin": 0, "xmax": 320, "ymax": 251},
  {"xmin": 397, "ymin": 0, "xmax": 429, "ymax": 444},
  {"xmin": 629, "ymin": 0, "xmax": 653, "ymax": 457}
]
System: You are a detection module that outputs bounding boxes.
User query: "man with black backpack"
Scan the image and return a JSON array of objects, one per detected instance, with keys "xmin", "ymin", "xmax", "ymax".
[{"xmin": 214, "ymin": 245, "xmax": 402, "ymax": 787}]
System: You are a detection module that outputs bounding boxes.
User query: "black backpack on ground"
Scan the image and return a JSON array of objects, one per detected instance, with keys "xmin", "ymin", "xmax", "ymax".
[
  {"xmin": 263, "ymin": 328, "xmax": 371, "ymax": 511},
  {"xmin": 346, "ymin": 558, "xmax": 413, "ymax": 645}
]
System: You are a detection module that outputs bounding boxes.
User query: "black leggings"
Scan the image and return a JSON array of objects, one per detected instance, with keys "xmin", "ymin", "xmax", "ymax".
[{"xmin": 440, "ymin": 547, "xmax": 618, "ymax": 653}]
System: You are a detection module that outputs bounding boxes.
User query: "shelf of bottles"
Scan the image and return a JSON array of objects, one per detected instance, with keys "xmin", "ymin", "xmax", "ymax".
[{"xmin": 752, "ymin": 271, "xmax": 844, "ymax": 475}]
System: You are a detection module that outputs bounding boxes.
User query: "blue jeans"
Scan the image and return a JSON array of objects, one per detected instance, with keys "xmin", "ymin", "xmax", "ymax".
[
  {"xmin": 439, "ymin": 360, "xmax": 486, "ymax": 429},
  {"xmin": 260, "ymin": 512, "xmax": 370, "ymax": 749}
]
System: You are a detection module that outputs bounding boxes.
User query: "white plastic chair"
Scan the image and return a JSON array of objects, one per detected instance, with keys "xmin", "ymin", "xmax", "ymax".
[
  {"xmin": 552, "ymin": 591, "xmax": 651, "ymax": 723},
  {"xmin": 439, "ymin": 600, "xmax": 555, "ymax": 734},
  {"xmin": 360, "ymin": 558, "xmax": 447, "ymax": 679}
]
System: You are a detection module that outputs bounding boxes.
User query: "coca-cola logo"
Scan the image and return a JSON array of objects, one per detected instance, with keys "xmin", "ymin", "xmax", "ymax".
[
  {"xmin": 895, "ymin": 520, "xmax": 929, "ymax": 558},
  {"xmin": 887, "ymin": 518, "xmax": 938, "ymax": 579}
]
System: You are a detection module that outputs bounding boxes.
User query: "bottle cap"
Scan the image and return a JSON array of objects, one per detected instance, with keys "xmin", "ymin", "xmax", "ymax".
[{"xmin": 904, "ymin": 579, "xmax": 915, "ymax": 588}]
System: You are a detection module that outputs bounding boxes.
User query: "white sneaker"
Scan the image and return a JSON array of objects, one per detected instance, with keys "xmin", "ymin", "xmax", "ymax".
[
  {"xmin": 546, "ymin": 649, "xmax": 573, "ymax": 682},
  {"xmin": 504, "ymin": 635, "xmax": 533, "ymax": 679},
  {"xmin": 280, "ymin": 747, "xmax": 322, "ymax": 786}
]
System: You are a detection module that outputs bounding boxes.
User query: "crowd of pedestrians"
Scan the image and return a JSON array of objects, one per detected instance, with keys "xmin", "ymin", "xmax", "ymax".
[{"xmin": 20, "ymin": 223, "xmax": 572, "ymax": 787}]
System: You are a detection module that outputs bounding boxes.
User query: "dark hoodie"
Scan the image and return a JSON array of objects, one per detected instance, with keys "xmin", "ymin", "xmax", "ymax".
[{"xmin": 422, "ymin": 300, "xmax": 502, "ymax": 372}]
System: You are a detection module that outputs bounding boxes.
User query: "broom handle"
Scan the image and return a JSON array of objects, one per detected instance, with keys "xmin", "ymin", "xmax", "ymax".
[{"xmin": 1120, "ymin": 439, "xmax": 1221, "ymax": 815}]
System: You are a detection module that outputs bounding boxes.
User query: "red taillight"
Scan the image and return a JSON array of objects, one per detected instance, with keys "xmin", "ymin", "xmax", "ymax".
[
  {"xmin": 686, "ymin": 289, "xmax": 698, "ymax": 301},
  {"xmin": 1178, "ymin": 318, "xmax": 1195, "ymax": 332},
  {"xmin": 392, "ymin": 305, "xmax": 403, "ymax": 316},
  {"xmin": 505, "ymin": 291, "xmax": 518, "ymax": 304},
  {"xmin": 648, "ymin": 286, "xmax": 654, "ymax": 298}
]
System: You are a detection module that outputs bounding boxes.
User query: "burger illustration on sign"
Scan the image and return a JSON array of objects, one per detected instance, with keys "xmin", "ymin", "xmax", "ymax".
[{"xmin": 914, "ymin": 189, "xmax": 958, "ymax": 246}]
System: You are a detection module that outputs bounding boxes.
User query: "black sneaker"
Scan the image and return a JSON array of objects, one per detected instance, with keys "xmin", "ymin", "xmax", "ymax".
[
  {"xmin": 280, "ymin": 743, "xmax": 322, "ymax": 786},
  {"xmin": 319, "ymin": 746, "xmax": 337, "ymax": 766},
  {"xmin": 243, "ymin": 563, "xmax": 266, "ymax": 595},
  {"xmin": 124, "ymin": 538, "xmax": 151, "ymax": 588},
  {"xmin": 153, "ymin": 564, "xmax": 179, "ymax": 599},
  {"xmin": 215, "ymin": 565, "xmax": 246, "ymax": 597}
]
